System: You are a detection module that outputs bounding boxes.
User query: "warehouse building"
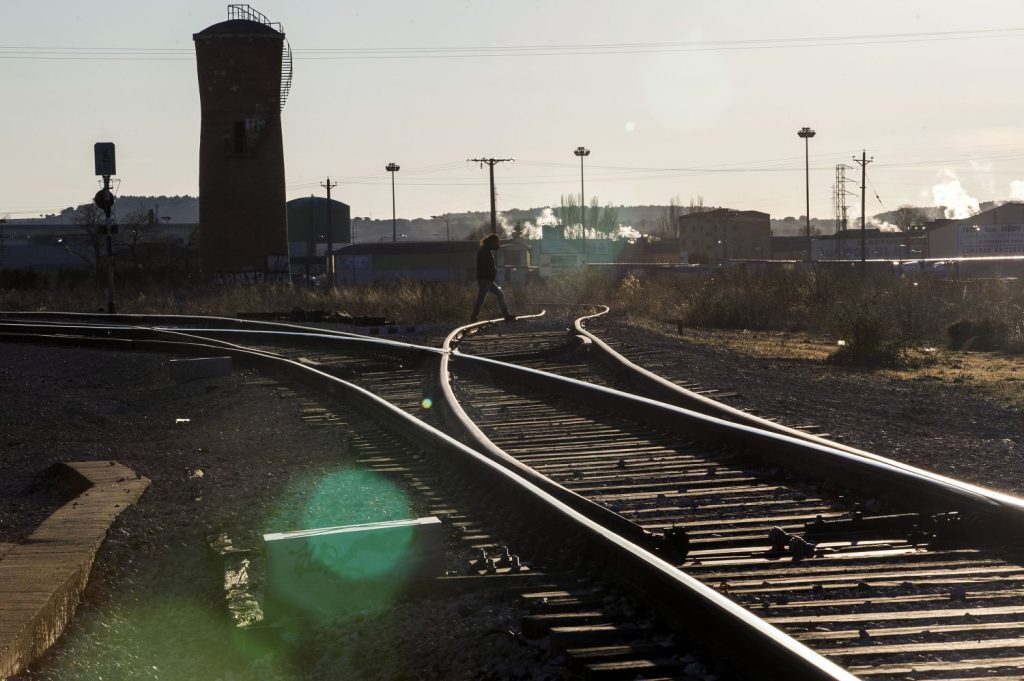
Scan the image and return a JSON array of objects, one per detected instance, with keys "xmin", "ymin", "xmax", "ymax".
[
  {"xmin": 677, "ymin": 209, "xmax": 771, "ymax": 263},
  {"xmin": 927, "ymin": 203, "xmax": 1024, "ymax": 258},
  {"xmin": 331, "ymin": 240, "xmax": 531, "ymax": 285}
]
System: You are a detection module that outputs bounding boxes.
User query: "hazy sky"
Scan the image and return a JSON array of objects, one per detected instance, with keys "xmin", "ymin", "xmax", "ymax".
[{"xmin": 4, "ymin": 0, "xmax": 1024, "ymax": 224}]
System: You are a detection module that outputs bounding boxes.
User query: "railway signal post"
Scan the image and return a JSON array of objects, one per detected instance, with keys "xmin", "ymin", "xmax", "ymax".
[{"xmin": 93, "ymin": 142, "xmax": 117, "ymax": 313}]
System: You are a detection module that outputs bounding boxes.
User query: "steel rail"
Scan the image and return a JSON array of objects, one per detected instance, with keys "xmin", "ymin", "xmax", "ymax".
[
  {"xmin": 447, "ymin": 349, "xmax": 1024, "ymax": 535},
  {"xmin": 440, "ymin": 319, "xmax": 660, "ymax": 551},
  {"xmin": 6, "ymin": 317, "xmax": 1023, "ymax": 526},
  {"xmin": 437, "ymin": 321, "xmax": 857, "ymax": 680},
  {"xmin": 7, "ymin": 315, "xmax": 1023, "ymax": 527},
  {"xmin": 0, "ymin": 327, "xmax": 855, "ymax": 681},
  {"xmin": 0, "ymin": 320, "xmax": 437, "ymax": 360},
  {"xmin": 569, "ymin": 307, "xmax": 1024, "ymax": 525},
  {"xmin": 0, "ymin": 310, "xmax": 368, "ymax": 339}
]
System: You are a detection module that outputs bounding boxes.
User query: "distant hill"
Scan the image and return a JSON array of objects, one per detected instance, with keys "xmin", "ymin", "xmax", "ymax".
[{"xmin": 10, "ymin": 195, "xmax": 199, "ymax": 224}]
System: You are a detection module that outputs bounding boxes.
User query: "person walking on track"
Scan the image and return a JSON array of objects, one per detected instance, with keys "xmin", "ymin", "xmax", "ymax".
[{"xmin": 470, "ymin": 233, "xmax": 515, "ymax": 322}]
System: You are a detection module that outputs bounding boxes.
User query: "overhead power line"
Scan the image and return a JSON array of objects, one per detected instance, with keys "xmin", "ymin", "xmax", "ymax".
[{"xmin": 4, "ymin": 26, "xmax": 1024, "ymax": 60}]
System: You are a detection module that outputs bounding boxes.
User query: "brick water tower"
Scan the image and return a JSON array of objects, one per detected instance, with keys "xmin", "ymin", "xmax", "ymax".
[{"xmin": 193, "ymin": 4, "xmax": 293, "ymax": 283}]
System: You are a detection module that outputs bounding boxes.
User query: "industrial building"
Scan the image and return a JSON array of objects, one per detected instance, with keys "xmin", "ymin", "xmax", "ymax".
[
  {"xmin": 812, "ymin": 229, "xmax": 926, "ymax": 261},
  {"xmin": 286, "ymin": 196, "xmax": 351, "ymax": 281},
  {"xmin": 0, "ymin": 221, "xmax": 196, "ymax": 272},
  {"xmin": 927, "ymin": 203, "xmax": 1024, "ymax": 258},
  {"xmin": 677, "ymin": 209, "xmax": 771, "ymax": 263},
  {"xmin": 532, "ymin": 225, "xmax": 620, "ymax": 275},
  {"xmin": 331, "ymin": 240, "xmax": 531, "ymax": 285}
]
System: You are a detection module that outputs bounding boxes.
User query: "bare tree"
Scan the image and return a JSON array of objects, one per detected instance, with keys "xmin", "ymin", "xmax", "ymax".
[
  {"xmin": 591, "ymin": 199, "xmax": 619, "ymax": 235},
  {"xmin": 687, "ymin": 195, "xmax": 705, "ymax": 214},
  {"xmin": 892, "ymin": 204, "xmax": 924, "ymax": 231},
  {"xmin": 117, "ymin": 209, "xmax": 157, "ymax": 271},
  {"xmin": 891, "ymin": 204, "xmax": 924, "ymax": 260},
  {"xmin": 65, "ymin": 203, "xmax": 106, "ymax": 275},
  {"xmin": 554, "ymin": 194, "xmax": 582, "ymax": 236},
  {"xmin": 656, "ymin": 196, "xmax": 681, "ymax": 238}
]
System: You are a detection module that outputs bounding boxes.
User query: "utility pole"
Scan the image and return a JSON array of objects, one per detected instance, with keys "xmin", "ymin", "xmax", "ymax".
[
  {"xmin": 385, "ymin": 163, "xmax": 400, "ymax": 242},
  {"xmin": 853, "ymin": 151, "xmax": 874, "ymax": 269},
  {"xmin": 469, "ymin": 158, "xmax": 514, "ymax": 235},
  {"xmin": 321, "ymin": 177, "xmax": 338, "ymax": 288}
]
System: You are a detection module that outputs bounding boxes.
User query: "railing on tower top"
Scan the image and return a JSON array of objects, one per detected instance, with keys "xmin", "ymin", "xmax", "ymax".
[{"xmin": 226, "ymin": 4, "xmax": 293, "ymax": 112}]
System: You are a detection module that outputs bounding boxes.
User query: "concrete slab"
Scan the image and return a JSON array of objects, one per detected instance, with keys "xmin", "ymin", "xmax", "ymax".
[{"xmin": 0, "ymin": 461, "xmax": 149, "ymax": 679}]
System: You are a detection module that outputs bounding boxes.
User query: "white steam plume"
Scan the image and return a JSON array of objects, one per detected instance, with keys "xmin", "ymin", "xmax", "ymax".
[
  {"xmin": 519, "ymin": 207, "xmax": 559, "ymax": 240},
  {"xmin": 616, "ymin": 225, "xmax": 642, "ymax": 241},
  {"xmin": 932, "ymin": 171, "xmax": 979, "ymax": 219},
  {"xmin": 869, "ymin": 219, "xmax": 901, "ymax": 232},
  {"xmin": 497, "ymin": 215, "xmax": 514, "ymax": 239},
  {"xmin": 1010, "ymin": 180, "xmax": 1024, "ymax": 201}
]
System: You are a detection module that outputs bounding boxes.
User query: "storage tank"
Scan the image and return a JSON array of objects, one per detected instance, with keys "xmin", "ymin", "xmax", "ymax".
[{"xmin": 193, "ymin": 5, "xmax": 293, "ymax": 283}]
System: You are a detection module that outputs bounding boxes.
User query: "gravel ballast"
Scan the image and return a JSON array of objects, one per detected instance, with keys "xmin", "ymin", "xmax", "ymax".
[
  {"xmin": 0, "ymin": 343, "xmax": 560, "ymax": 680},
  {"xmin": 2, "ymin": 324, "xmax": 1021, "ymax": 679}
]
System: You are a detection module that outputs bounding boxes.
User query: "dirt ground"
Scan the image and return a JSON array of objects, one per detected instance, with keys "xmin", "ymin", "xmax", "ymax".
[
  {"xmin": 0, "ymin": 342, "xmax": 557, "ymax": 681},
  {"xmin": 2, "ymin": 324, "xmax": 1022, "ymax": 679}
]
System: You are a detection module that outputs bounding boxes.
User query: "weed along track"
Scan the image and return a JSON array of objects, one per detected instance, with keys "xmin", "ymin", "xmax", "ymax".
[{"xmin": 3, "ymin": 310, "xmax": 1024, "ymax": 679}]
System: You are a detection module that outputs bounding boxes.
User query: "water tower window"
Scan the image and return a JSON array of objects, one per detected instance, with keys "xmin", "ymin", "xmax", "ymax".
[{"xmin": 233, "ymin": 121, "xmax": 247, "ymax": 154}]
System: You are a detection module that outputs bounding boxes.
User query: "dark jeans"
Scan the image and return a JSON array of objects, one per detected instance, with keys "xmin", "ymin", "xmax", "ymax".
[{"xmin": 470, "ymin": 279, "xmax": 510, "ymax": 321}]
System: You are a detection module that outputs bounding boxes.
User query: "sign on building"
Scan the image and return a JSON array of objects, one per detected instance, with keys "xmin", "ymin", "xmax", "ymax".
[{"xmin": 958, "ymin": 224, "xmax": 1024, "ymax": 256}]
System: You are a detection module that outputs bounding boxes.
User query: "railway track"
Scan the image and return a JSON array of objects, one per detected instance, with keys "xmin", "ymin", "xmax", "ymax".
[{"xmin": 3, "ymin": 310, "xmax": 1023, "ymax": 680}]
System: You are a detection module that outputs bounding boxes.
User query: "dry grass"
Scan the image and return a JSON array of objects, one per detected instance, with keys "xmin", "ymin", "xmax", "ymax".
[
  {"xmin": 630, "ymin": 319, "xmax": 1024, "ymax": 412},
  {"xmin": 3, "ymin": 268, "xmax": 1021, "ymax": 408}
]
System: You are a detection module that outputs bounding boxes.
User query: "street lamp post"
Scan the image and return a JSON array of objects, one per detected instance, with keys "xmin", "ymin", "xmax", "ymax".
[
  {"xmin": 797, "ymin": 127, "xmax": 816, "ymax": 259},
  {"xmin": 386, "ymin": 162, "xmax": 400, "ymax": 242},
  {"xmin": 574, "ymin": 146, "xmax": 590, "ymax": 261}
]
